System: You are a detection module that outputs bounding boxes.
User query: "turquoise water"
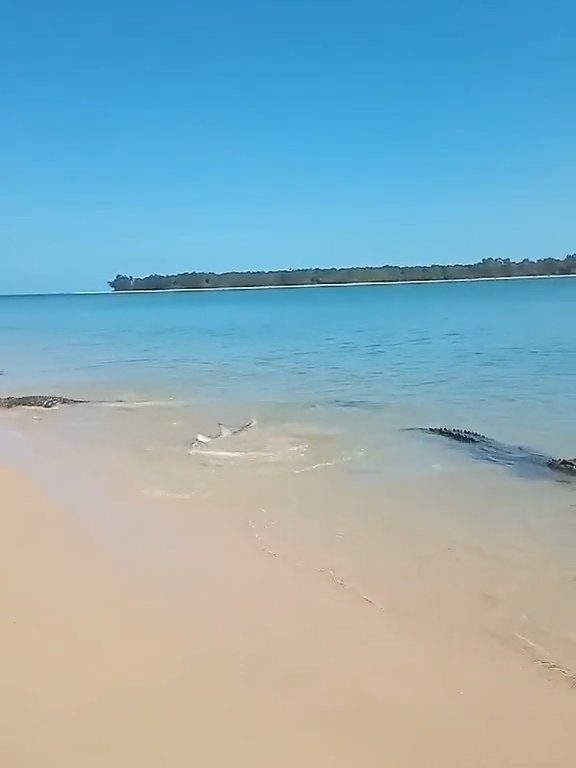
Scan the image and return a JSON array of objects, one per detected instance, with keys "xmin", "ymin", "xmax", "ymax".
[
  {"xmin": 2, "ymin": 278, "xmax": 576, "ymax": 670},
  {"xmin": 1, "ymin": 278, "xmax": 575, "ymax": 453}
]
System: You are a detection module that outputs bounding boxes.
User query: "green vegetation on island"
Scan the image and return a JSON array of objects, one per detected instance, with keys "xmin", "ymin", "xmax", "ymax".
[{"xmin": 109, "ymin": 254, "xmax": 576, "ymax": 291}]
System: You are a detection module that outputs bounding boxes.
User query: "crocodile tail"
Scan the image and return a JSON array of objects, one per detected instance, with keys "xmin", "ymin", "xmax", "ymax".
[{"xmin": 426, "ymin": 427, "xmax": 487, "ymax": 443}]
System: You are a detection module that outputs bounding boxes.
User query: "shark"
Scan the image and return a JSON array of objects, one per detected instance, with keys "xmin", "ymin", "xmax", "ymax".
[{"xmin": 189, "ymin": 419, "xmax": 257, "ymax": 452}]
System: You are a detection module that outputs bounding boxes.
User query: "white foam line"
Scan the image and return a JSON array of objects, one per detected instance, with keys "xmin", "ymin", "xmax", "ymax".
[
  {"xmin": 295, "ymin": 458, "xmax": 345, "ymax": 474},
  {"xmin": 190, "ymin": 448, "xmax": 278, "ymax": 459},
  {"xmin": 294, "ymin": 450, "xmax": 363, "ymax": 474},
  {"xmin": 247, "ymin": 513, "xmax": 384, "ymax": 614},
  {"xmin": 514, "ymin": 632, "xmax": 547, "ymax": 655},
  {"xmin": 190, "ymin": 444, "xmax": 308, "ymax": 461},
  {"xmin": 141, "ymin": 488, "xmax": 194, "ymax": 500},
  {"xmin": 513, "ymin": 632, "xmax": 576, "ymax": 685},
  {"xmin": 101, "ymin": 400, "xmax": 181, "ymax": 408}
]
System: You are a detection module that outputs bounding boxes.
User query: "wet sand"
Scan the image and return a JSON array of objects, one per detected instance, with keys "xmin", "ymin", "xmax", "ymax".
[{"xmin": 1, "ymin": 450, "xmax": 576, "ymax": 767}]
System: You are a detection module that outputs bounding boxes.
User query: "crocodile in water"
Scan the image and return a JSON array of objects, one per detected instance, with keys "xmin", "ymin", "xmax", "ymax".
[
  {"xmin": 0, "ymin": 395, "xmax": 89, "ymax": 409},
  {"xmin": 412, "ymin": 427, "xmax": 576, "ymax": 480}
]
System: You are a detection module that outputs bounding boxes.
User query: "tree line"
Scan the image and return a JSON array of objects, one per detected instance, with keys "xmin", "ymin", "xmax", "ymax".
[{"xmin": 109, "ymin": 254, "xmax": 576, "ymax": 291}]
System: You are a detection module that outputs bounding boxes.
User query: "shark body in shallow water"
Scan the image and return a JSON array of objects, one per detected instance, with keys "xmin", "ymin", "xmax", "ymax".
[{"xmin": 189, "ymin": 419, "xmax": 257, "ymax": 452}]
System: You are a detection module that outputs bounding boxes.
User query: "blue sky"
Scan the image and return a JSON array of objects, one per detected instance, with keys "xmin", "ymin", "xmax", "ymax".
[{"xmin": 1, "ymin": 0, "xmax": 575, "ymax": 293}]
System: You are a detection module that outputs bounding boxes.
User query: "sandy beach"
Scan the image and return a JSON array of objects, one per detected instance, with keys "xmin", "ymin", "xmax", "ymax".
[
  {"xmin": 3, "ymin": 0, "xmax": 576, "ymax": 758},
  {"xmin": 2, "ymin": 445, "xmax": 576, "ymax": 767}
]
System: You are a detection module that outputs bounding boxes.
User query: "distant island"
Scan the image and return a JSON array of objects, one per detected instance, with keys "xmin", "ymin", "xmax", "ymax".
[{"xmin": 109, "ymin": 254, "xmax": 576, "ymax": 291}]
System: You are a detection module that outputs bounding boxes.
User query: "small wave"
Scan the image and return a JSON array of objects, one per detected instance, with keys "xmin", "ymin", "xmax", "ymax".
[
  {"xmin": 294, "ymin": 459, "xmax": 345, "ymax": 473},
  {"xmin": 294, "ymin": 449, "xmax": 365, "ymax": 474},
  {"xmin": 189, "ymin": 443, "xmax": 309, "ymax": 463},
  {"xmin": 141, "ymin": 488, "xmax": 194, "ymax": 500},
  {"xmin": 190, "ymin": 448, "xmax": 286, "ymax": 462},
  {"xmin": 100, "ymin": 399, "xmax": 182, "ymax": 409},
  {"xmin": 247, "ymin": 514, "xmax": 384, "ymax": 612}
]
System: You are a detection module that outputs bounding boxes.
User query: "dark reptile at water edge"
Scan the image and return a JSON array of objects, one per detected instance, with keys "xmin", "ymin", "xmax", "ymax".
[
  {"xmin": 2, "ymin": 398, "xmax": 575, "ymax": 481},
  {"xmin": 0, "ymin": 395, "xmax": 116, "ymax": 408},
  {"xmin": 411, "ymin": 427, "xmax": 576, "ymax": 480}
]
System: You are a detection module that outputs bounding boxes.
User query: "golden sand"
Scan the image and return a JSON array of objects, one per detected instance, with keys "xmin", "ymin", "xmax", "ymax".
[{"xmin": 1, "ymin": 461, "xmax": 575, "ymax": 767}]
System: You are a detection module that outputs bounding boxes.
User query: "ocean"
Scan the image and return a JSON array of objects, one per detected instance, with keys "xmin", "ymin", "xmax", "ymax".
[
  {"xmin": 1, "ymin": 276, "xmax": 575, "ymax": 423},
  {"xmin": 1, "ymin": 277, "xmax": 576, "ymax": 677}
]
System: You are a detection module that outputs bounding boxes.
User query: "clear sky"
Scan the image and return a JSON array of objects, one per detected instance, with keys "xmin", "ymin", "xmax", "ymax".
[{"xmin": 1, "ymin": 0, "xmax": 575, "ymax": 293}]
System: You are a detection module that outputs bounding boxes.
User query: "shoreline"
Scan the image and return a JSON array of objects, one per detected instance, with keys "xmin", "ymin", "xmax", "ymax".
[
  {"xmin": 1, "ymin": 272, "xmax": 575, "ymax": 298},
  {"xmin": 2, "ymin": 415, "xmax": 576, "ymax": 766}
]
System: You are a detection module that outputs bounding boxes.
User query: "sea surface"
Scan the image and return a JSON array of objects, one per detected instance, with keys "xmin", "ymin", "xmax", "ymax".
[
  {"xmin": 0, "ymin": 277, "xmax": 574, "ymax": 415},
  {"xmin": 1, "ymin": 277, "xmax": 576, "ymax": 676}
]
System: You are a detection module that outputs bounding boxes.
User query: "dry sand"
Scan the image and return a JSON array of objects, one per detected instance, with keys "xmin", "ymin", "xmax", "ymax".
[{"xmin": 1, "ymin": 461, "xmax": 576, "ymax": 767}]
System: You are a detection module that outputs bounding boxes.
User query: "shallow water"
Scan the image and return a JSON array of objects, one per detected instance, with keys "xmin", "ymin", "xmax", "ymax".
[
  {"xmin": 1, "ymin": 278, "xmax": 576, "ymax": 678},
  {"xmin": 0, "ymin": 278, "xmax": 574, "ymax": 426}
]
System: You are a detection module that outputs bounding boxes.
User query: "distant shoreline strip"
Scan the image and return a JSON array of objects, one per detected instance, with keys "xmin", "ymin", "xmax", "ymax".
[
  {"xmin": 96, "ymin": 272, "xmax": 576, "ymax": 295},
  {"xmin": 1, "ymin": 273, "xmax": 575, "ymax": 298}
]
